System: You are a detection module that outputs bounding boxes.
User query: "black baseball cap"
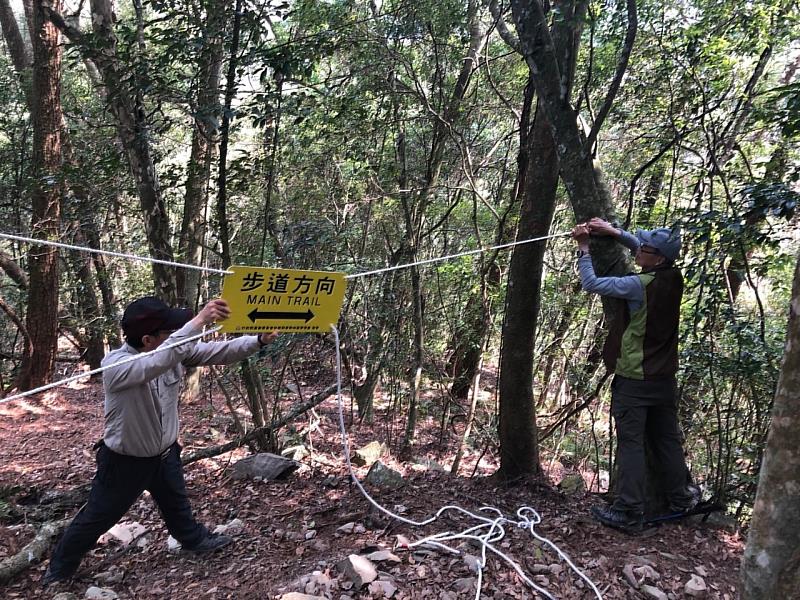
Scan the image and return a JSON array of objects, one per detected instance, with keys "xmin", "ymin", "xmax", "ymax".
[{"xmin": 121, "ymin": 297, "xmax": 194, "ymax": 339}]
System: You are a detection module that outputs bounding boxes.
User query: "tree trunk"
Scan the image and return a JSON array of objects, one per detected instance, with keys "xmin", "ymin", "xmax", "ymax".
[
  {"xmin": 498, "ymin": 100, "xmax": 563, "ymax": 479},
  {"xmin": 17, "ymin": 0, "xmax": 63, "ymax": 390},
  {"xmin": 449, "ymin": 291, "xmax": 490, "ymax": 401},
  {"xmin": 0, "ymin": 0, "xmax": 32, "ymax": 76},
  {"xmin": 741, "ymin": 251, "xmax": 800, "ymax": 598},
  {"xmin": 62, "ymin": 137, "xmax": 106, "ymax": 369},
  {"xmin": 177, "ymin": 0, "xmax": 225, "ymax": 309},
  {"xmin": 215, "ymin": 0, "xmax": 243, "ymax": 270},
  {"xmin": 497, "ymin": 0, "xmax": 586, "ymax": 481},
  {"xmin": 44, "ymin": 0, "xmax": 178, "ymax": 301},
  {"xmin": 176, "ymin": 0, "xmax": 226, "ymax": 403},
  {"xmin": 509, "ymin": 0, "xmax": 630, "ymax": 275},
  {"xmin": 401, "ymin": 258, "xmax": 423, "ymax": 453}
]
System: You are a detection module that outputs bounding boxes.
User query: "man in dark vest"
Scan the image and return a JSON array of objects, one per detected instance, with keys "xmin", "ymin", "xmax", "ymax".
[{"xmin": 572, "ymin": 218, "xmax": 697, "ymax": 530}]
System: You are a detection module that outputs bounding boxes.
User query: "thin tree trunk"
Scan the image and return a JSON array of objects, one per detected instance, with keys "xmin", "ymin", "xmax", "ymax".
[
  {"xmin": 215, "ymin": 0, "xmax": 243, "ymax": 269},
  {"xmin": 451, "ymin": 357, "xmax": 483, "ymax": 475},
  {"xmin": 43, "ymin": 0, "xmax": 177, "ymax": 301},
  {"xmin": 177, "ymin": 0, "xmax": 225, "ymax": 309}
]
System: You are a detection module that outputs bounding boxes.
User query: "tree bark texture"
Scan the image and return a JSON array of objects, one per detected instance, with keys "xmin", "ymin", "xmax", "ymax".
[
  {"xmin": 741, "ymin": 251, "xmax": 800, "ymax": 599},
  {"xmin": 499, "ymin": 101, "xmax": 560, "ymax": 478},
  {"xmin": 215, "ymin": 0, "xmax": 244, "ymax": 271},
  {"xmin": 17, "ymin": 0, "xmax": 63, "ymax": 390}
]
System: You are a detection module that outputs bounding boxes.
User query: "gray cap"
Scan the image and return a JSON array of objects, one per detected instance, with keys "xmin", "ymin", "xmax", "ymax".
[{"xmin": 636, "ymin": 227, "xmax": 681, "ymax": 261}]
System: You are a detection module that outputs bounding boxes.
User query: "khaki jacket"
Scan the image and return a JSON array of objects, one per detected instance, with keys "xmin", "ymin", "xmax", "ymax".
[{"xmin": 101, "ymin": 322, "xmax": 262, "ymax": 457}]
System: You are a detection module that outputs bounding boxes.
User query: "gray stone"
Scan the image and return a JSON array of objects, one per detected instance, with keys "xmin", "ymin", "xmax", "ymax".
[
  {"xmin": 231, "ymin": 453, "xmax": 299, "ymax": 481},
  {"xmin": 558, "ymin": 473, "xmax": 586, "ymax": 494},
  {"xmin": 413, "ymin": 457, "xmax": 446, "ymax": 472},
  {"xmin": 634, "ymin": 565, "xmax": 661, "ymax": 582},
  {"xmin": 365, "ymin": 550, "xmax": 401, "ymax": 563},
  {"xmin": 98, "ymin": 521, "xmax": 146, "ymax": 546},
  {"xmin": 352, "ymin": 441, "xmax": 387, "ymax": 467},
  {"xmin": 463, "ymin": 554, "xmax": 482, "ymax": 574},
  {"xmin": 213, "ymin": 518, "xmax": 245, "ymax": 535},
  {"xmin": 453, "ymin": 577, "xmax": 477, "ymax": 594},
  {"xmin": 623, "ymin": 564, "xmax": 638, "ymax": 589},
  {"xmin": 337, "ymin": 554, "xmax": 378, "ymax": 588},
  {"xmin": 365, "ymin": 461, "xmax": 404, "ymax": 489},
  {"xmin": 685, "ymin": 574, "xmax": 708, "ymax": 598},
  {"xmin": 282, "ymin": 444, "xmax": 310, "ymax": 461},
  {"xmin": 85, "ymin": 588, "xmax": 119, "ymax": 600},
  {"xmin": 166, "ymin": 535, "xmax": 181, "ymax": 553},
  {"xmin": 368, "ymin": 579, "xmax": 398, "ymax": 598},
  {"xmin": 337, "ymin": 522, "xmax": 356, "ymax": 534},
  {"xmin": 641, "ymin": 584, "xmax": 668, "ymax": 600},
  {"xmin": 93, "ymin": 568, "xmax": 124, "ymax": 586}
]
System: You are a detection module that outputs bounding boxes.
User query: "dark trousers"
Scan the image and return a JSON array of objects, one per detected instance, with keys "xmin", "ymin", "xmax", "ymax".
[
  {"xmin": 610, "ymin": 375, "xmax": 693, "ymax": 515},
  {"xmin": 48, "ymin": 442, "xmax": 207, "ymax": 578}
]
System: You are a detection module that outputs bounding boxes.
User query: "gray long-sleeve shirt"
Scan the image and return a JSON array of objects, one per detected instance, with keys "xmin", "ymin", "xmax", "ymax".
[
  {"xmin": 101, "ymin": 321, "xmax": 262, "ymax": 457},
  {"xmin": 577, "ymin": 229, "xmax": 645, "ymax": 312}
]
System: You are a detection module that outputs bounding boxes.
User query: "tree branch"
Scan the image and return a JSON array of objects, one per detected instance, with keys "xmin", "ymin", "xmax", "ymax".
[
  {"xmin": 0, "ymin": 519, "xmax": 69, "ymax": 584},
  {"xmin": 182, "ymin": 383, "xmax": 339, "ymax": 466},
  {"xmin": 0, "ymin": 0, "xmax": 32, "ymax": 71},
  {"xmin": 40, "ymin": 3, "xmax": 84, "ymax": 44},
  {"xmin": 585, "ymin": 0, "xmax": 637, "ymax": 154},
  {"xmin": 0, "ymin": 251, "xmax": 28, "ymax": 289},
  {"xmin": 488, "ymin": 0, "xmax": 521, "ymax": 54}
]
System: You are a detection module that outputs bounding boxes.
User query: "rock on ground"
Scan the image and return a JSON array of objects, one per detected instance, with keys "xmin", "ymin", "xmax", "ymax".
[
  {"xmin": 365, "ymin": 461, "xmax": 404, "ymax": 489},
  {"xmin": 85, "ymin": 587, "xmax": 119, "ymax": 600},
  {"xmin": 231, "ymin": 453, "xmax": 299, "ymax": 481},
  {"xmin": 336, "ymin": 554, "xmax": 378, "ymax": 588}
]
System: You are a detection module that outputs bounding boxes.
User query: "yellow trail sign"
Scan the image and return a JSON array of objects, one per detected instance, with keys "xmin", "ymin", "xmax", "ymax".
[{"xmin": 220, "ymin": 266, "xmax": 346, "ymax": 334}]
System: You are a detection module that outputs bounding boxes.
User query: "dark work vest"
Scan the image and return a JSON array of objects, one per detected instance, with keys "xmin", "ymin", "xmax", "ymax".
[{"xmin": 601, "ymin": 266, "xmax": 683, "ymax": 380}]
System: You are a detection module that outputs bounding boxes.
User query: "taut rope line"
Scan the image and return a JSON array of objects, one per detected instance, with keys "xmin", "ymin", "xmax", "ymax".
[
  {"xmin": 0, "ymin": 228, "xmax": 571, "ymax": 403},
  {"xmin": 0, "ymin": 327, "xmax": 221, "ymax": 404},
  {"xmin": 0, "ymin": 230, "xmax": 572, "ymax": 281},
  {"xmin": 0, "ymin": 229, "xmax": 571, "ymax": 402},
  {"xmin": 343, "ymin": 231, "xmax": 572, "ymax": 279},
  {"xmin": 0, "ymin": 232, "xmax": 232, "ymax": 275}
]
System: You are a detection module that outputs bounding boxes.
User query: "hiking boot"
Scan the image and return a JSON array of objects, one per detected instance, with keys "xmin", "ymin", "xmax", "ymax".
[
  {"xmin": 590, "ymin": 505, "xmax": 643, "ymax": 531},
  {"xmin": 41, "ymin": 566, "xmax": 70, "ymax": 588},
  {"xmin": 668, "ymin": 484, "xmax": 701, "ymax": 514},
  {"xmin": 186, "ymin": 533, "xmax": 233, "ymax": 554}
]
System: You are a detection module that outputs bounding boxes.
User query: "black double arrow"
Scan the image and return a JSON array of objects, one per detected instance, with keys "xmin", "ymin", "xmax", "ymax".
[{"xmin": 247, "ymin": 309, "xmax": 315, "ymax": 323}]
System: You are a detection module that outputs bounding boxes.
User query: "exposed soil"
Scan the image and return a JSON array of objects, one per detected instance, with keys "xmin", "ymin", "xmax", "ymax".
[{"xmin": 0, "ymin": 370, "xmax": 744, "ymax": 599}]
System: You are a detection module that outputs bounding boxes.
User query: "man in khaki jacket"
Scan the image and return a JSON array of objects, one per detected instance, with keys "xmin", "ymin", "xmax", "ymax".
[{"xmin": 44, "ymin": 297, "xmax": 277, "ymax": 586}]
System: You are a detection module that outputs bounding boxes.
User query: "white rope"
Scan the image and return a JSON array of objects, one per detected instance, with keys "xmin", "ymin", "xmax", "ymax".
[
  {"xmin": 0, "ymin": 326, "xmax": 222, "ymax": 404},
  {"xmin": 344, "ymin": 231, "xmax": 572, "ymax": 279},
  {"xmin": 1, "ymin": 230, "xmax": 571, "ymax": 281},
  {"xmin": 331, "ymin": 325, "xmax": 602, "ymax": 600},
  {"xmin": 0, "ymin": 232, "xmax": 232, "ymax": 275},
  {"xmin": 0, "ymin": 228, "xmax": 573, "ymax": 406}
]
